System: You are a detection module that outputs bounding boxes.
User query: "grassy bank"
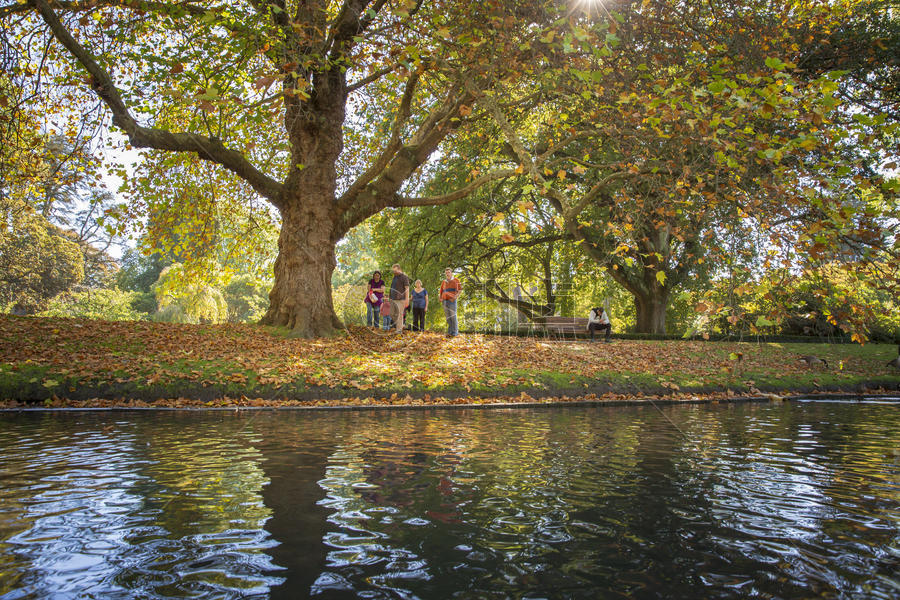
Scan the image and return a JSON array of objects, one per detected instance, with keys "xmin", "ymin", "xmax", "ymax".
[{"xmin": 1, "ymin": 315, "xmax": 898, "ymax": 408}]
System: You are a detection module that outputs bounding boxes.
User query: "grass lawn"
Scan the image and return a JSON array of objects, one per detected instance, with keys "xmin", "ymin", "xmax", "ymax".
[{"xmin": 1, "ymin": 315, "xmax": 898, "ymax": 408}]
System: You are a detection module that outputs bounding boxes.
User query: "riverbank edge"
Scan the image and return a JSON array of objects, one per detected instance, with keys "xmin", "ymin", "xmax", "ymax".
[{"xmin": 1, "ymin": 379, "xmax": 897, "ymax": 410}]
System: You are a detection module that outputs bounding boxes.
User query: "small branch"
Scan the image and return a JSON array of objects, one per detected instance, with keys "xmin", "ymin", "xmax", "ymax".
[
  {"xmin": 347, "ymin": 63, "xmax": 398, "ymax": 92},
  {"xmin": 471, "ymin": 234, "xmax": 564, "ymax": 274},
  {"xmin": 535, "ymin": 130, "xmax": 595, "ymax": 165},
  {"xmin": 391, "ymin": 169, "xmax": 518, "ymax": 207}
]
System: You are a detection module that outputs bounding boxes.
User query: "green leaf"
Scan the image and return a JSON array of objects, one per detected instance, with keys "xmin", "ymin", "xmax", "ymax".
[
  {"xmin": 707, "ymin": 81, "xmax": 727, "ymax": 94},
  {"xmin": 755, "ymin": 315, "xmax": 775, "ymax": 327},
  {"xmin": 655, "ymin": 271, "xmax": 667, "ymax": 286},
  {"xmin": 764, "ymin": 57, "xmax": 785, "ymax": 71}
]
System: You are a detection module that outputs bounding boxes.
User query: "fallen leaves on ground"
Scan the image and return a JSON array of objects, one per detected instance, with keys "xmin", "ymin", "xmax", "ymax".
[{"xmin": 0, "ymin": 316, "xmax": 897, "ymax": 405}]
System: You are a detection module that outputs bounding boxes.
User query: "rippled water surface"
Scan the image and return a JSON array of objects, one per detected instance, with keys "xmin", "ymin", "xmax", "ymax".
[{"xmin": 1, "ymin": 401, "xmax": 898, "ymax": 599}]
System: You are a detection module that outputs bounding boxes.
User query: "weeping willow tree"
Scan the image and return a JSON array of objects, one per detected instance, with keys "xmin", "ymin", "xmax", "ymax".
[{"xmin": 153, "ymin": 263, "xmax": 228, "ymax": 324}]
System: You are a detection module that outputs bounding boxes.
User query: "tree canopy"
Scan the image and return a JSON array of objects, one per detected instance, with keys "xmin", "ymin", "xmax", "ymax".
[
  {"xmin": 2, "ymin": 0, "xmax": 897, "ymax": 339},
  {"xmin": 392, "ymin": 0, "xmax": 899, "ymax": 335}
]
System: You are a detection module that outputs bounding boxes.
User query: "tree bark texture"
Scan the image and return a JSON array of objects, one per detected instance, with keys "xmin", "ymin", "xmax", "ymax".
[
  {"xmin": 259, "ymin": 189, "xmax": 343, "ymax": 337},
  {"xmin": 634, "ymin": 290, "xmax": 669, "ymax": 335}
]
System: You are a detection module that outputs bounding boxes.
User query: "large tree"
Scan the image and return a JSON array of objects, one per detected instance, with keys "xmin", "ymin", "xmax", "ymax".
[{"xmin": 3, "ymin": 0, "xmax": 534, "ymax": 336}]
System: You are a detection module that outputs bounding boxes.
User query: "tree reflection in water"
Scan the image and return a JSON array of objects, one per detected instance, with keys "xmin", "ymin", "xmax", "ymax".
[{"xmin": 0, "ymin": 402, "xmax": 898, "ymax": 599}]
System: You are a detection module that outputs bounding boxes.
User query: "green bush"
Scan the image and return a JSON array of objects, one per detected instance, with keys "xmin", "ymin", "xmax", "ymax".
[
  {"xmin": 130, "ymin": 291, "xmax": 158, "ymax": 315},
  {"xmin": 39, "ymin": 287, "xmax": 148, "ymax": 321},
  {"xmin": 0, "ymin": 205, "xmax": 85, "ymax": 313}
]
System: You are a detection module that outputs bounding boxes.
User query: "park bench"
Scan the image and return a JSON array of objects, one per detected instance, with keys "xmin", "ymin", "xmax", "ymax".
[{"xmin": 534, "ymin": 317, "xmax": 590, "ymax": 338}]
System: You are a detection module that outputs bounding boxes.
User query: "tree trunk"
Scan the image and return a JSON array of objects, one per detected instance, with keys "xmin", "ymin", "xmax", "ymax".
[
  {"xmin": 259, "ymin": 197, "xmax": 342, "ymax": 337},
  {"xmin": 634, "ymin": 291, "xmax": 668, "ymax": 334}
]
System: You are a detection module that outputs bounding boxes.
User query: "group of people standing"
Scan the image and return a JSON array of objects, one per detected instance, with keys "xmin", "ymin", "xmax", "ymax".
[
  {"xmin": 364, "ymin": 266, "xmax": 612, "ymax": 341},
  {"xmin": 364, "ymin": 266, "xmax": 462, "ymax": 337}
]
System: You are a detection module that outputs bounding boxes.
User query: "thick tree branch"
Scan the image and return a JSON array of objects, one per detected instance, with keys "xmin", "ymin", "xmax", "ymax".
[
  {"xmin": 248, "ymin": 0, "xmax": 293, "ymax": 40},
  {"xmin": 338, "ymin": 82, "xmax": 477, "ymax": 229},
  {"xmin": 4, "ymin": 1, "xmax": 259, "ymax": 37},
  {"xmin": 467, "ymin": 80, "xmax": 540, "ymax": 175},
  {"xmin": 341, "ymin": 70, "xmax": 420, "ymax": 203},
  {"xmin": 325, "ymin": 0, "xmax": 388, "ymax": 61},
  {"xmin": 484, "ymin": 288, "xmax": 554, "ymax": 322},
  {"xmin": 30, "ymin": 0, "xmax": 284, "ymax": 205},
  {"xmin": 4, "ymin": 0, "xmax": 210, "ymax": 18}
]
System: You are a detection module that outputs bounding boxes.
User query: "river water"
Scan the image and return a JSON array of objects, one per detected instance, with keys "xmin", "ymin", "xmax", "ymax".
[{"xmin": 0, "ymin": 400, "xmax": 898, "ymax": 599}]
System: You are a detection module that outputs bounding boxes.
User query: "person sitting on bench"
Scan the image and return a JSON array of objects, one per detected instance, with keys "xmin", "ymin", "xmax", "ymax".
[{"xmin": 587, "ymin": 306, "xmax": 612, "ymax": 342}]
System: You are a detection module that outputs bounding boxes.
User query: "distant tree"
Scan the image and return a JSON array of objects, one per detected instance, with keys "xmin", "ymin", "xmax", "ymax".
[
  {"xmin": 223, "ymin": 274, "xmax": 270, "ymax": 323},
  {"xmin": 0, "ymin": 201, "xmax": 85, "ymax": 313},
  {"xmin": 116, "ymin": 248, "xmax": 169, "ymax": 295},
  {"xmin": 333, "ymin": 222, "xmax": 379, "ymax": 287},
  {"xmin": 1, "ymin": 87, "xmax": 125, "ymax": 288}
]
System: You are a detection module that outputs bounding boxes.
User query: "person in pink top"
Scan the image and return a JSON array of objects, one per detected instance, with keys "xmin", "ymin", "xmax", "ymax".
[{"xmin": 364, "ymin": 271, "xmax": 385, "ymax": 328}]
